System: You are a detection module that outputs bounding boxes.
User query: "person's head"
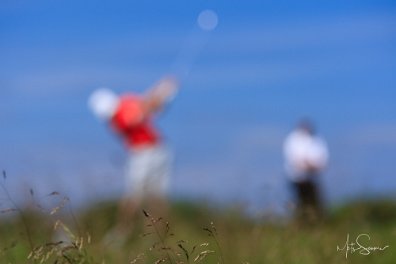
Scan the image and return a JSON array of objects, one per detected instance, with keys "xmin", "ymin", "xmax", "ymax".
[
  {"xmin": 297, "ymin": 118, "xmax": 316, "ymax": 135},
  {"xmin": 88, "ymin": 88, "xmax": 119, "ymax": 120}
]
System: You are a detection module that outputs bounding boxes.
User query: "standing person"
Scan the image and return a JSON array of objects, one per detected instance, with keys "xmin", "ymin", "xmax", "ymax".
[
  {"xmin": 88, "ymin": 76, "xmax": 179, "ymax": 236},
  {"xmin": 283, "ymin": 119, "xmax": 329, "ymax": 224}
]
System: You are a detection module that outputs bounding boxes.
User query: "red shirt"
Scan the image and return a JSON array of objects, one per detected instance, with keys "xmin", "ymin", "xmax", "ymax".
[{"xmin": 110, "ymin": 94, "xmax": 160, "ymax": 149}]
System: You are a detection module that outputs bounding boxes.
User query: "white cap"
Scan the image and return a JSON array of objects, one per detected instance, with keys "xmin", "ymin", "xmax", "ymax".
[{"xmin": 88, "ymin": 88, "xmax": 119, "ymax": 120}]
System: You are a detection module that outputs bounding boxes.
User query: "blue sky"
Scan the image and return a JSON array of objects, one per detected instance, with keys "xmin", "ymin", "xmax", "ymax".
[{"xmin": 1, "ymin": 0, "xmax": 395, "ymax": 212}]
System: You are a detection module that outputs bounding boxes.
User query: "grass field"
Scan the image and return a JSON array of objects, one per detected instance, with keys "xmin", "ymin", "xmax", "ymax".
[{"xmin": 1, "ymin": 191, "xmax": 396, "ymax": 264}]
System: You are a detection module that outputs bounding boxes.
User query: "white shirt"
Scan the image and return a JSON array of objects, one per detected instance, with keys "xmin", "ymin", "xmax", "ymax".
[{"xmin": 283, "ymin": 129, "xmax": 329, "ymax": 182}]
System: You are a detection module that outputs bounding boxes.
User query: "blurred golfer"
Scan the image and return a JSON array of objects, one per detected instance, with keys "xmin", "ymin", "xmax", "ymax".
[
  {"xmin": 88, "ymin": 76, "xmax": 179, "ymax": 235},
  {"xmin": 283, "ymin": 119, "xmax": 329, "ymax": 223}
]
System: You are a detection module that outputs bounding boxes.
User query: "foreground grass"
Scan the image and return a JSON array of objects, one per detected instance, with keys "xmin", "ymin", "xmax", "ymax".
[{"xmin": 1, "ymin": 198, "xmax": 395, "ymax": 263}]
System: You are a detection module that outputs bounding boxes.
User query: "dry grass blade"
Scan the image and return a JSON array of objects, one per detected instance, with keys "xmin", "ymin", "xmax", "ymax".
[
  {"xmin": 50, "ymin": 196, "xmax": 70, "ymax": 215},
  {"xmin": 178, "ymin": 243, "xmax": 189, "ymax": 261},
  {"xmin": 54, "ymin": 220, "xmax": 77, "ymax": 242},
  {"xmin": 141, "ymin": 232, "xmax": 153, "ymax": 237},
  {"xmin": 191, "ymin": 243, "xmax": 209, "ymax": 256},
  {"xmin": 202, "ymin": 227, "xmax": 213, "ymax": 236},
  {"xmin": 210, "ymin": 222, "xmax": 217, "ymax": 235},
  {"xmin": 154, "ymin": 258, "xmax": 167, "ymax": 264},
  {"xmin": 193, "ymin": 250, "xmax": 215, "ymax": 262},
  {"xmin": 142, "ymin": 209, "xmax": 150, "ymax": 218},
  {"xmin": 149, "ymin": 241, "xmax": 162, "ymax": 251},
  {"xmin": 130, "ymin": 253, "xmax": 145, "ymax": 263}
]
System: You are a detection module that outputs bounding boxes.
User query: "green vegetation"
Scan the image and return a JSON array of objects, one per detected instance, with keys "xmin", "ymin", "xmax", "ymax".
[{"xmin": 1, "ymin": 193, "xmax": 396, "ymax": 264}]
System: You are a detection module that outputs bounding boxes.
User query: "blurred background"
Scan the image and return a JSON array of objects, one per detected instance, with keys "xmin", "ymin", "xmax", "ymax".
[{"xmin": 1, "ymin": 0, "xmax": 395, "ymax": 215}]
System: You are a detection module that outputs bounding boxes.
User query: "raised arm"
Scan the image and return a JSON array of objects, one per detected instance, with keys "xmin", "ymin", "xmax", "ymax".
[{"xmin": 143, "ymin": 76, "xmax": 180, "ymax": 114}]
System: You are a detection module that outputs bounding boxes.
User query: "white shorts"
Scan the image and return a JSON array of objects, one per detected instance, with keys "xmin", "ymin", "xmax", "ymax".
[{"xmin": 125, "ymin": 145, "xmax": 172, "ymax": 199}]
